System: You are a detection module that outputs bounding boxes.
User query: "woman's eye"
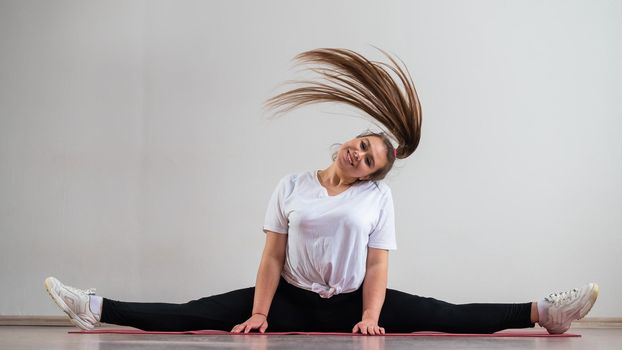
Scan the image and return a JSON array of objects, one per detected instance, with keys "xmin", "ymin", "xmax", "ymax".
[
  {"xmin": 360, "ymin": 141, "xmax": 366, "ymax": 150},
  {"xmin": 366, "ymin": 158, "xmax": 371, "ymax": 166}
]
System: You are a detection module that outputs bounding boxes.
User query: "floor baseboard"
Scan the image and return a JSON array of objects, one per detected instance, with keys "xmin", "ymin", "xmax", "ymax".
[
  {"xmin": 0, "ymin": 316, "xmax": 73, "ymax": 326},
  {"xmin": 1, "ymin": 316, "xmax": 622, "ymax": 328},
  {"xmin": 573, "ymin": 318, "xmax": 622, "ymax": 328}
]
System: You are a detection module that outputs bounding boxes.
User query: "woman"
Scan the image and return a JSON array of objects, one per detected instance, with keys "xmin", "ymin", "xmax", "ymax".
[{"xmin": 45, "ymin": 48, "xmax": 598, "ymax": 335}]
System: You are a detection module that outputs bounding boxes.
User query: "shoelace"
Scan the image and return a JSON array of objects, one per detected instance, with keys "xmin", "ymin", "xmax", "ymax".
[
  {"xmin": 65, "ymin": 284, "xmax": 96, "ymax": 296},
  {"xmin": 545, "ymin": 288, "xmax": 579, "ymax": 306}
]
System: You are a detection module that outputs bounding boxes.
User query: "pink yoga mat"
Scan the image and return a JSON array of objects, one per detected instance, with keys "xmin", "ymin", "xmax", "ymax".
[{"xmin": 70, "ymin": 329, "xmax": 580, "ymax": 337}]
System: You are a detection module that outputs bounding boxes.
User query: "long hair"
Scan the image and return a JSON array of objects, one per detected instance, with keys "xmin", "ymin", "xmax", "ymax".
[{"xmin": 265, "ymin": 48, "xmax": 422, "ymax": 168}]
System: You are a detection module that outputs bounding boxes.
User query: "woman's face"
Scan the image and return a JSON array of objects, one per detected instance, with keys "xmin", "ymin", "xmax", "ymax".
[{"xmin": 336, "ymin": 136, "xmax": 389, "ymax": 180}]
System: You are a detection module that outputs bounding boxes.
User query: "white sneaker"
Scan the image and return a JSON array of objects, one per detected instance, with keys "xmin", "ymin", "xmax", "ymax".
[
  {"xmin": 539, "ymin": 282, "xmax": 599, "ymax": 334},
  {"xmin": 44, "ymin": 277, "xmax": 100, "ymax": 330}
]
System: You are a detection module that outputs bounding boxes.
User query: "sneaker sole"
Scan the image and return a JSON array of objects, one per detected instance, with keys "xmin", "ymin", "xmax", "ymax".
[
  {"xmin": 578, "ymin": 283, "xmax": 599, "ymax": 320},
  {"xmin": 44, "ymin": 277, "xmax": 93, "ymax": 330}
]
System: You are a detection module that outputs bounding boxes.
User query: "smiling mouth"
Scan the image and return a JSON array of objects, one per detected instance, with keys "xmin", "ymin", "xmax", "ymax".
[{"xmin": 346, "ymin": 150, "xmax": 353, "ymax": 166}]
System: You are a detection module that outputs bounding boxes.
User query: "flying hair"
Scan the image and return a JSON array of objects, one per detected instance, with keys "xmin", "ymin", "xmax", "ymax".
[{"xmin": 265, "ymin": 48, "xmax": 422, "ymax": 160}]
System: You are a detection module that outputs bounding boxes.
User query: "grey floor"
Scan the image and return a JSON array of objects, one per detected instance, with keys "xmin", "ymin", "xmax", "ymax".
[{"xmin": 2, "ymin": 326, "xmax": 622, "ymax": 350}]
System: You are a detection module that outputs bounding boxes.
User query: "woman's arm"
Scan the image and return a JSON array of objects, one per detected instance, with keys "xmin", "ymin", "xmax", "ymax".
[
  {"xmin": 352, "ymin": 247, "xmax": 389, "ymax": 335},
  {"xmin": 231, "ymin": 231, "xmax": 287, "ymax": 333}
]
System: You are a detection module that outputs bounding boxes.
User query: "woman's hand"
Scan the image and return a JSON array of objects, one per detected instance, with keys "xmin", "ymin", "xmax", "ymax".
[
  {"xmin": 231, "ymin": 314, "xmax": 269, "ymax": 333},
  {"xmin": 352, "ymin": 318, "xmax": 385, "ymax": 335}
]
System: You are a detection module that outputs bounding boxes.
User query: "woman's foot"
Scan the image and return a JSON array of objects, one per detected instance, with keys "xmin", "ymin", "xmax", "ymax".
[
  {"xmin": 537, "ymin": 282, "xmax": 599, "ymax": 334},
  {"xmin": 44, "ymin": 277, "xmax": 101, "ymax": 330}
]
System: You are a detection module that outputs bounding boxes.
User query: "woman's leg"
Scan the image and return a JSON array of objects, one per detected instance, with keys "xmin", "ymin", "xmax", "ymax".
[
  {"xmin": 101, "ymin": 287, "xmax": 255, "ymax": 331},
  {"xmin": 45, "ymin": 276, "xmax": 257, "ymax": 331},
  {"xmin": 379, "ymin": 289, "xmax": 534, "ymax": 333}
]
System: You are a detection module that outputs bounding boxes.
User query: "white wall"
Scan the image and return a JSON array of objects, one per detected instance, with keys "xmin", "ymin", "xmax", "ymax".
[{"xmin": 1, "ymin": 0, "xmax": 620, "ymax": 317}]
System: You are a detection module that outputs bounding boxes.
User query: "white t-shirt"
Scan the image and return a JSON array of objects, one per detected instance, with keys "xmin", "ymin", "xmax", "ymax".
[{"xmin": 263, "ymin": 170, "xmax": 397, "ymax": 298}]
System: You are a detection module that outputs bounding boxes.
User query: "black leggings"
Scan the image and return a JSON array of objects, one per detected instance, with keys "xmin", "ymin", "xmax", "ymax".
[{"xmin": 101, "ymin": 278, "xmax": 534, "ymax": 333}]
